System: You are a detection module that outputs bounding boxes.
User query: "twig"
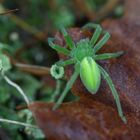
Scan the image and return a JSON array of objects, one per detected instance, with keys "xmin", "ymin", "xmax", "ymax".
[
  {"xmin": 0, "ymin": 9, "xmax": 19, "ymax": 15},
  {"xmin": 74, "ymin": 0, "xmax": 120, "ymax": 21},
  {"xmin": 0, "ymin": 5, "xmax": 46, "ymax": 40},
  {"xmin": 5, "ymin": 53, "xmax": 50, "ymax": 76},
  {"xmin": 95, "ymin": 0, "xmax": 120, "ymax": 21},
  {"xmin": 9, "ymin": 14, "xmax": 46, "ymax": 40},
  {"xmin": 15, "ymin": 63, "xmax": 50, "ymax": 76},
  {"xmin": 74, "ymin": 0, "xmax": 96, "ymax": 20}
]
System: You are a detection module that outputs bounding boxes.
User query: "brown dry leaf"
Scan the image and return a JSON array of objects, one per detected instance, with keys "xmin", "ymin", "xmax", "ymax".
[{"xmin": 29, "ymin": 0, "xmax": 140, "ymax": 139}]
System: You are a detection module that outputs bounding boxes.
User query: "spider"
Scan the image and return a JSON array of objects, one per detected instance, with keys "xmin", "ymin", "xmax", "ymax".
[{"xmin": 48, "ymin": 23, "xmax": 127, "ymax": 123}]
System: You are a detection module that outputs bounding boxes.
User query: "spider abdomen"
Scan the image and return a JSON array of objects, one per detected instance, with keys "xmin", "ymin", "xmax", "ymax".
[{"xmin": 80, "ymin": 57, "xmax": 101, "ymax": 94}]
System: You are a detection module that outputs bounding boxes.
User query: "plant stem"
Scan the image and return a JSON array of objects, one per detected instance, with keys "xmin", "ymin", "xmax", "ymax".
[
  {"xmin": 3, "ymin": 75, "xmax": 30, "ymax": 106},
  {"xmin": 0, "ymin": 118, "xmax": 37, "ymax": 128},
  {"xmin": 51, "ymin": 79, "xmax": 62, "ymax": 102}
]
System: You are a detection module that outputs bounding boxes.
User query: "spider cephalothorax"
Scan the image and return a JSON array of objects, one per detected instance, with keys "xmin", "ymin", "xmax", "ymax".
[
  {"xmin": 70, "ymin": 39, "xmax": 93, "ymax": 61},
  {"xmin": 48, "ymin": 23, "xmax": 127, "ymax": 123}
]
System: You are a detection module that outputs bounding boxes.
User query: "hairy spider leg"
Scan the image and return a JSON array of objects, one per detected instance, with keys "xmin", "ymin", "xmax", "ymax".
[
  {"xmin": 53, "ymin": 63, "xmax": 80, "ymax": 110},
  {"xmin": 61, "ymin": 27, "xmax": 76, "ymax": 50},
  {"xmin": 56, "ymin": 58, "xmax": 76, "ymax": 67},
  {"xmin": 94, "ymin": 51, "xmax": 124, "ymax": 60},
  {"xmin": 83, "ymin": 23, "xmax": 102, "ymax": 46},
  {"xmin": 99, "ymin": 65, "xmax": 127, "ymax": 124},
  {"xmin": 48, "ymin": 37, "xmax": 70, "ymax": 55},
  {"xmin": 93, "ymin": 32, "xmax": 110, "ymax": 54},
  {"xmin": 83, "ymin": 23, "xmax": 110, "ymax": 52}
]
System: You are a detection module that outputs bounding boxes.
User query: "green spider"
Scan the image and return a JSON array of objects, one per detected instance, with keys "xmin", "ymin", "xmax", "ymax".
[{"xmin": 48, "ymin": 23, "xmax": 127, "ymax": 123}]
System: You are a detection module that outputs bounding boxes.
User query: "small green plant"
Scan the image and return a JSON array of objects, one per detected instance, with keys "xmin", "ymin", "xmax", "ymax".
[
  {"xmin": 49, "ymin": 23, "xmax": 127, "ymax": 123},
  {"xmin": 0, "ymin": 47, "xmax": 45, "ymax": 139},
  {"xmin": 0, "ymin": 53, "xmax": 30, "ymax": 105}
]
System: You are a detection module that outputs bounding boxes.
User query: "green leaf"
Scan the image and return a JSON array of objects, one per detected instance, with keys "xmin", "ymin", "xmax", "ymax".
[
  {"xmin": 0, "ymin": 85, "xmax": 10, "ymax": 103},
  {"xmin": 0, "ymin": 54, "xmax": 11, "ymax": 72}
]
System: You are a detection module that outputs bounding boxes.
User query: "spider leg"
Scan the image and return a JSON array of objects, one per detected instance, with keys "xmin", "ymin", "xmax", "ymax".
[
  {"xmin": 61, "ymin": 27, "xmax": 75, "ymax": 50},
  {"xmin": 48, "ymin": 38, "xmax": 70, "ymax": 55},
  {"xmin": 93, "ymin": 31, "xmax": 110, "ymax": 54},
  {"xmin": 99, "ymin": 65, "xmax": 127, "ymax": 124},
  {"xmin": 56, "ymin": 58, "xmax": 76, "ymax": 67},
  {"xmin": 82, "ymin": 23, "xmax": 102, "ymax": 46},
  {"xmin": 94, "ymin": 51, "xmax": 124, "ymax": 60},
  {"xmin": 53, "ymin": 63, "xmax": 80, "ymax": 110}
]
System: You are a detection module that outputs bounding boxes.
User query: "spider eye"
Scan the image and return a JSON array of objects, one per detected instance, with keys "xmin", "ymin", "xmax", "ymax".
[{"xmin": 80, "ymin": 57, "xmax": 101, "ymax": 94}]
